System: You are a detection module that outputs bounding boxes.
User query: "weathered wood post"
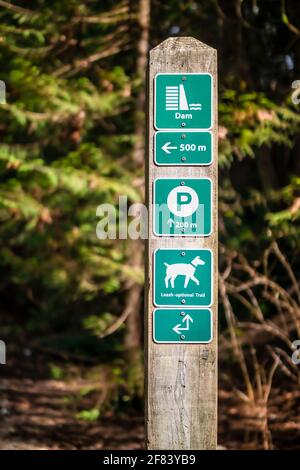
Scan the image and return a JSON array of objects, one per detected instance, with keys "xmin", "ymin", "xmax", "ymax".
[{"xmin": 145, "ymin": 37, "xmax": 217, "ymax": 450}]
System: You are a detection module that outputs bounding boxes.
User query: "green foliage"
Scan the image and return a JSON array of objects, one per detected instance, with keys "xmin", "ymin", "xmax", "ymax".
[
  {"xmin": 0, "ymin": 1, "xmax": 140, "ymax": 331},
  {"xmin": 83, "ymin": 312, "xmax": 119, "ymax": 337},
  {"xmin": 218, "ymin": 86, "xmax": 300, "ymax": 256},
  {"xmin": 219, "ymin": 89, "xmax": 300, "ymax": 166},
  {"xmin": 49, "ymin": 363, "xmax": 65, "ymax": 380},
  {"xmin": 76, "ymin": 408, "xmax": 100, "ymax": 422}
]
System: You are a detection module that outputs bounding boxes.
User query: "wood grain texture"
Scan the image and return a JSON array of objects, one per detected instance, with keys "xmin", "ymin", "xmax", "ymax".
[{"xmin": 145, "ymin": 37, "xmax": 218, "ymax": 450}]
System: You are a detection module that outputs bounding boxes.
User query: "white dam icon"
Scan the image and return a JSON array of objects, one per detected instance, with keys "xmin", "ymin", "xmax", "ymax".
[{"xmin": 165, "ymin": 84, "xmax": 201, "ymax": 111}]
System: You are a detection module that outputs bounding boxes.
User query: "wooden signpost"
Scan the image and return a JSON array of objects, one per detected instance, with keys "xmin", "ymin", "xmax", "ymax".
[{"xmin": 145, "ymin": 37, "xmax": 217, "ymax": 449}]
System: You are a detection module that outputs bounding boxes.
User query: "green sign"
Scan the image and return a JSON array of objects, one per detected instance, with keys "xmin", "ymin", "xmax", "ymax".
[
  {"xmin": 153, "ymin": 249, "xmax": 213, "ymax": 307},
  {"xmin": 153, "ymin": 178, "xmax": 212, "ymax": 236},
  {"xmin": 154, "ymin": 131, "xmax": 212, "ymax": 166},
  {"xmin": 154, "ymin": 73, "xmax": 212, "ymax": 130},
  {"xmin": 153, "ymin": 309, "xmax": 212, "ymax": 343}
]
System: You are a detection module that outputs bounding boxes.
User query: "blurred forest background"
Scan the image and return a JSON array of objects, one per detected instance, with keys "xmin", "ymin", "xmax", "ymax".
[{"xmin": 0, "ymin": 0, "xmax": 300, "ymax": 450}]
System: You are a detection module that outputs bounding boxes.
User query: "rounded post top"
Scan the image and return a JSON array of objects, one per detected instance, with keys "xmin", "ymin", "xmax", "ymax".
[{"xmin": 150, "ymin": 36, "xmax": 216, "ymax": 53}]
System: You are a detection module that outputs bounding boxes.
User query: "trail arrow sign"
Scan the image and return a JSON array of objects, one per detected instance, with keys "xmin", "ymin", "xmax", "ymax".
[
  {"xmin": 172, "ymin": 313, "xmax": 193, "ymax": 334},
  {"xmin": 153, "ymin": 309, "xmax": 212, "ymax": 343}
]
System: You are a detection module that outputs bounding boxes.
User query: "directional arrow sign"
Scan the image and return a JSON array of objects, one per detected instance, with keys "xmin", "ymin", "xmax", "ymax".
[
  {"xmin": 172, "ymin": 314, "xmax": 193, "ymax": 334},
  {"xmin": 154, "ymin": 131, "xmax": 212, "ymax": 166},
  {"xmin": 153, "ymin": 248, "xmax": 213, "ymax": 307},
  {"xmin": 153, "ymin": 309, "xmax": 212, "ymax": 343},
  {"xmin": 154, "ymin": 73, "xmax": 213, "ymax": 130},
  {"xmin": 153, "ymin": 177, "xmax": 212, "ymax": 236},
  {"xmin": 161, "ymin": 142, "xmax": 178, "ymax": 154}
]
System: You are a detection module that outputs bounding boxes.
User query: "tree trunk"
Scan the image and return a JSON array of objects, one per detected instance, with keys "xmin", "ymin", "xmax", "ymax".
[{"xmin": 123, "ymin": 0, "xmax": 150, "ymax": 375}]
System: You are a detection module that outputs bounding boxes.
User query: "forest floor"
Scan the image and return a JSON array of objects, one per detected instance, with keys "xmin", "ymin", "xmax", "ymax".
[
  {"xmin": 0, "ymin": 353, "xmax": 144, "ymax": 450},
  {"xmin": 1, "ymin": 350, "xmax": 300, "ymax": 450}
]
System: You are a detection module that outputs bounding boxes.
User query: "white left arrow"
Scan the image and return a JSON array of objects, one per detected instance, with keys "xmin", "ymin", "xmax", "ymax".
[
  {"xmin": 173, "ymin": 324, "xmax": 183, "ymax": 335},
  {"xmin": 162, "ymin": 142, "xmax": 178, "ymax": 154},
  {"xmin": 172, "ymin": 314, "xmax": 193, "ymax": 334}
]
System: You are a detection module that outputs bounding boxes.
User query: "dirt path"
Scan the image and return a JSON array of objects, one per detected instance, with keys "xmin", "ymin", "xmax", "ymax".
[
  {"xmin": 1, "ymin": 354, "xmax": 300, "ymax": 450},
  {"xmin": 0, "ymin": 355, "xmax": 144, "ymax": 450}
]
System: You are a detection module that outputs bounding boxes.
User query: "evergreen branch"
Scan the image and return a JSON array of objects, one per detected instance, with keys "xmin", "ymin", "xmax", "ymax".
[
  {"xmin": 0, "ymin": 0, "xmax": 36, "ymax": 16},
  {"xmin": 53, "ymin": 39, "xmax": 127, "ymax": 77},
  {"xmin": 73, "ymin": 3, "xmax": 130, "ymax": 25},
  {"xmin": 0, "ymin": 38, "xmax": 54, "ymax": 57},
  {"xmin": 281, "ymin": 0, "xmax": 300, "ymax": 36},
  {"xmin": 80, "ymin": 24, "xmax": 128, "ymax": 48}
]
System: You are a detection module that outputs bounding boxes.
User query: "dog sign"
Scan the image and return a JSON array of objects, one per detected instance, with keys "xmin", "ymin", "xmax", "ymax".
[
  {"xmin": 153, "ymin": 249, "xmax": 213, "ymax": 307},
  {"xmin": 153, "ymin": 177, "xmax": 212, "ymax": 236}
]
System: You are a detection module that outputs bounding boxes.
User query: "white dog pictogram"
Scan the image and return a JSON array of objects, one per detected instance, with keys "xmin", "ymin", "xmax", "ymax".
[{"xmin": 164, "ymin": 256, "xmax": 205, "ymax": 289}]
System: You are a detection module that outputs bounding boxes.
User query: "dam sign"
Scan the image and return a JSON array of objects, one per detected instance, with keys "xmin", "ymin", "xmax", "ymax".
[{"xmin": 154, "ymin": 73, "xmax": 213, "ymax": 130}]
